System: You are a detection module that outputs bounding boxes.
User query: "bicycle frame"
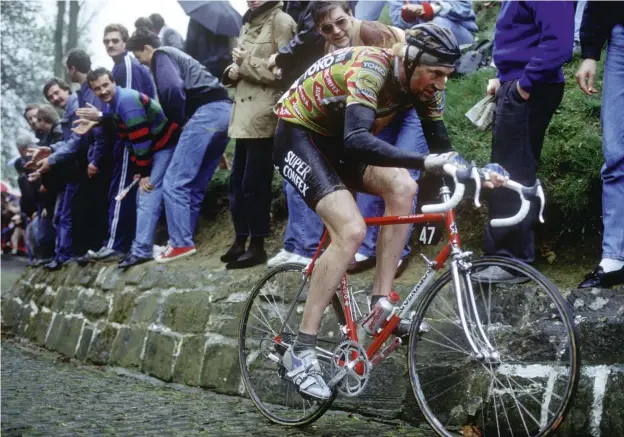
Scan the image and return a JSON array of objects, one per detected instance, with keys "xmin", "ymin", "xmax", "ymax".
[{"xmin": 277, "ymin": 184, "xmax": 497, "ymax": 374}]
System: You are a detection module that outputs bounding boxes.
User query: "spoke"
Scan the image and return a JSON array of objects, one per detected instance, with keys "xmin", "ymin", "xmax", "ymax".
[
  {"xmin": 249, "ymin": 309, "xmax": 277, "ymax": 336},
  {"xmin": 247, "ymin": 324, "xmax": 275, "ymax": 336},
  {"xmin": 424, "ymin": 324, "xmax": 472, "ymax": 355},
  {"xmin": 480, "ymin": 363, "xmax": 559, "ymax": 419},
  {"xmin": 420, "ymin": 366, "xmax": 471, "ymax": 389},
  {"xmin": 493, "ymin": 376, "xmax": 515, "ymax": 437},
  {"xmin": 426, "ymin": 378, "xmax": 469, "ymax": 403},
  {"xmin": 261, "ymin": 290, "xmax": 286, "ymax": 326}
]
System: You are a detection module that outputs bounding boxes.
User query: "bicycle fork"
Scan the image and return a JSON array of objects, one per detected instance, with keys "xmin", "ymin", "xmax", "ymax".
[{"xmin": 450, "ymin": 255, "xmax": 499, "ymax": 362}]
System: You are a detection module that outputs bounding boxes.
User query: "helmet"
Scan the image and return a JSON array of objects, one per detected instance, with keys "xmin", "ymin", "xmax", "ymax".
[{"xmin": 401, "ymin": 23, "xmax": 461, "ymax": 85}]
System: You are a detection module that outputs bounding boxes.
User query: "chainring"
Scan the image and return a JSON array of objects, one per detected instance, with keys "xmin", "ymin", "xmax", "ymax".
[{"xmin": 330, "ymin": 340, "xmax": 371, "ymax": 397}]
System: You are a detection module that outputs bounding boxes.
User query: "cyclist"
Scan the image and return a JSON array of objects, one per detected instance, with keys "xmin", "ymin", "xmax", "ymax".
[{"xmin": 274, "ymin": 23, "xmax": 485, "ymax": 400}]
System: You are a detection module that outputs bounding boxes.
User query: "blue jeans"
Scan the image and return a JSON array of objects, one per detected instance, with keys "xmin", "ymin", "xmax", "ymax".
[
  {"xmin": 357, "ymin": 108, "xmax": 428, "ymax": 259},
  {"xmin": 601, "ymin": 24, "xmax": 624, "ymax": 261},
  {"xmin": 131, "ymin": 147, "xmax": 175, "ymax": 258},
  {"xmin": 432, "ymin": 16, "xmax": 474, "ymax": 46},
  {"xmin": 163, "ymin": 100, "xmax": 231, "ymax": 248},
  {"xmin": 283, "ymin": 181, "xmax": 324, "ymax": 258},
  {"xmin": 354, "ymin": 1, "xmax": 386, "ymax": 20},
  {"xmin": 574, "ymin": 1, "xmax": 587, "ymax": 44}
]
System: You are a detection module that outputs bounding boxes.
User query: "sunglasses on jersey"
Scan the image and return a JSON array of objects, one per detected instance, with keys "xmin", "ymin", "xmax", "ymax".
[{"xmin": 320, "ymin": 17, "xmax": 349, "ymax": 35}]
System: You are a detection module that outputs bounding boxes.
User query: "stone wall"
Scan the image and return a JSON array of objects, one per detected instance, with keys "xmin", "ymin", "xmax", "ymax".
[{"xmin": 2, "ymin": 263, "xmax": 624, "ymax": 437}]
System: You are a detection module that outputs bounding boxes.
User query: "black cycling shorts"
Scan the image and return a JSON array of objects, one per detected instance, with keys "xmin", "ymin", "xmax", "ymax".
[{"xmin": 273, "ymin": 120, "xmax": 368, "ymax": 210}]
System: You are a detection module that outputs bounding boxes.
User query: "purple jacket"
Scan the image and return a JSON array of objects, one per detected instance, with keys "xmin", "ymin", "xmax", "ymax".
[{"xmin": 493, "ymin": 1, "xmax": 574, "ymax": 93}]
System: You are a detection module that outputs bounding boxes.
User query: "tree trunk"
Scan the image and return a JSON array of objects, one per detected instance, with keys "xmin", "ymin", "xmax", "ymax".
[
  {"xmin": 65, "ymin": 1, "xmax": 80, "ymax": 54},
  {"xmin": 54, "ymin": 0, "xmax": 66, "ymax": 78}
]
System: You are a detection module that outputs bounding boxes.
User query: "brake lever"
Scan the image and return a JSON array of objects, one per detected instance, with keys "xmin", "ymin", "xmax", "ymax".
[
  {"xmin": 471, "ymin": 165, "xmax": 481, "ymax": 208},
  {"xmin": 536, "ymin": 180, "xmax": 545, "ymax": 223}
]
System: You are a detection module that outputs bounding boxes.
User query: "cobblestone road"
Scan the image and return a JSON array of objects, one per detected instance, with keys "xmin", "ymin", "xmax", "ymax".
[{"xmin": 1, "ymin": 340, "xmax": 435, "ymax": 437}]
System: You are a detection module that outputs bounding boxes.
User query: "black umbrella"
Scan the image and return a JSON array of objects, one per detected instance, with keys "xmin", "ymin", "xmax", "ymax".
[{"xmin": 178, "ymin": 1, "xmax": 243, "ymax": 37}]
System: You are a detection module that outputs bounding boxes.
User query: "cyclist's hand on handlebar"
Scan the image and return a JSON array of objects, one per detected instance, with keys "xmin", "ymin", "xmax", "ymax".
[
  {"xmin": 424, "ymin": 152, "xmax": 469, "ymax": 173},
  {"xmin": 480, "ymin": 163, "xmax": 509, "ymax": 188}
]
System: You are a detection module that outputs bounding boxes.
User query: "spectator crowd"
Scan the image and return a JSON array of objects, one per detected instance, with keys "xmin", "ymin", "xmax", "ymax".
[{"xmin": 5, "ymin": 1, "xmax": 623, "ymax": 289}]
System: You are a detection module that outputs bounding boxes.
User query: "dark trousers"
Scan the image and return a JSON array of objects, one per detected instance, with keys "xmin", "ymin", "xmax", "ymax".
[
  {"xmin": 484, "ymin": 80, "xmax": 564, "ymax": 262},
  {"xmin": 54, "ymin": 182, "xmax": 79, "ymax": 262},
  {"xmin": 104, "ymin": 142, "xmax": 137, "ymax": 253},
  {"xmin": 229, "ymin": 138, "xmax": 274, "ymax": 237},
  {"xmin": 72, "ymin": 172, "xmax": 110, "ymax": 255}
]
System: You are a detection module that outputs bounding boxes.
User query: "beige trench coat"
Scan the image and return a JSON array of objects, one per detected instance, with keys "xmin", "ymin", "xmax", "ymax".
[{"xmin": 223, "ymin": 2, "xmax": 296, "ymax": 139}]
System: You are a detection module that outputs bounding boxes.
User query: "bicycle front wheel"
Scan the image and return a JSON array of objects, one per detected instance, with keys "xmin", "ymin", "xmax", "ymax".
[
  {"xmin": 238, "ymin": 263, "xmax": 344, "ymax": 426},
  {"xmin": 408, "ymin": 257, "xmax": 580, "ymax": 437}
]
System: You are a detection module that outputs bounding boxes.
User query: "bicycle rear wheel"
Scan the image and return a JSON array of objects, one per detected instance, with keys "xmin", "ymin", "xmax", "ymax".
[
  {"xmin": 238, "ymin": 263, "xmax": 344, "ymax": 426},
  {"xmin": 408, "ymin": 257, "xmax": 580, "ymax": 437}
]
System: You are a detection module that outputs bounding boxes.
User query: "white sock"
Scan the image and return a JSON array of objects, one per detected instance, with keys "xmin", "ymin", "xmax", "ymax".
[
  {"xmin": 599, "ymin": 258, "xmax": 624, "ymax": 273},
  {"xmin": 354, "ymin": 253, "xmax": 369, "ymax": 262}
]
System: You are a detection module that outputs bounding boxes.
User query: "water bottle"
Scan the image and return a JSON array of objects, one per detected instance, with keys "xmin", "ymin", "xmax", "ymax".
[{"xmin": 361, "ymin": 291, "xmax": 400, "ymax": 336}]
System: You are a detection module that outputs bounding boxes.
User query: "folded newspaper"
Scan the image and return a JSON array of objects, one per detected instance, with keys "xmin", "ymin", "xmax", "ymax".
[{"xmin": 465, "ymin": 95, "xmax": 496, "ymax": 131}]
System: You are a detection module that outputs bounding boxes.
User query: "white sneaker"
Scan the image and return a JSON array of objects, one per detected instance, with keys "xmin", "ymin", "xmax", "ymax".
[
  {"xmin": 290, "ymin": 254, "xmax": 313, "ymax": 266},
  {"xmin": 152, "ymin": 245, "xmax": 166, "ymax": 258},
  {"xmin": 268, "ymin": 249, "xmax": 294, "ymax": 267},
  {"xmin": 281, "ymin": 347, "xmax": 331, "ymax": 400}
]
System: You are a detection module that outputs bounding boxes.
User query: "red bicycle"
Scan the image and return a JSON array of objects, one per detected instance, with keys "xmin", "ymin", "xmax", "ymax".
[{"xmin": 238, "ymin": 164, "xmax": 580, "ymax": 437}]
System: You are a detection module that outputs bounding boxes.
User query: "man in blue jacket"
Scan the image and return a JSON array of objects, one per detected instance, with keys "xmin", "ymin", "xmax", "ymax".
[
  {"xmin": 576, "ymin": 3, "xmax": 624, "ymax": 288},
  {"xmin": 27, "ymin": 78, "xmax": 79, "ymax": 270},
  {"xmin": 84, "ymin": 23, "xmax": 157, "ymax": 263},
  {"xmin": 127, "ymin": 28, "xmax": 231, "ymax": 263},
  {"xmin": 473, "ymin": 1, "xmax": 574, "ymax": 283}
]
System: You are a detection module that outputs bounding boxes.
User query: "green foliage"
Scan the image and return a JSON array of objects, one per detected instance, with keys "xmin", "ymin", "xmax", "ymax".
[{"xmin": 0, "ymin": 0, "xmax": 55, "ymax": 182}]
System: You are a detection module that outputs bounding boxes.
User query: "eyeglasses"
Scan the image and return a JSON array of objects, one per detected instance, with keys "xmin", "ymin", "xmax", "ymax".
[
  {"xmin": 103, "ymin": 38, "xmax": 121, "ymax": 45},
  {"xmin": 320, "ymin": 17, "xmax": 349, "ymax": 35}
]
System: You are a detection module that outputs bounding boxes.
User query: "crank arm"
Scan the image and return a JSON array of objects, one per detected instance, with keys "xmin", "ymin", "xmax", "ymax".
[{"xmin": 327, "ymin": 359, "xmax": 359, "ymax": 388}]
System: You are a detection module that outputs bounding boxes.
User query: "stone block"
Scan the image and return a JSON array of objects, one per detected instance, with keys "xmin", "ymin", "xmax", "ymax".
[
  {"xmin": 163, "ymin": 291, "xmax": 212, "ymax": 333},
  {"xmin": 86, "ymin": 323, "xmax": 119, "ymax": 365},
  {"xmin": 100, "ymin": 268, "xmax": 125, "ymax": 292},
  {"xmin": 160, "ymin": 270, "xmax": 203, "ymax": 290},
  {"xmin": 29, "ymin": 310, "xmax": 53, "ymax": 345},
  {"xmin": 124, "ymin": 267, "xmax": 147, "ymax": 285},
  {"xmin": 10, "ymin": 281, "xmax": 33, "ymax": 300},
  {"xmin": 80, "ymin": 294, "xmax": 109, "ymax": 319},
  {"xmin": 110, "ymin": 327, "xmax": 147, "ymax": 369},
  {"xmin": 52, "ymin": 316, "xmax": 84, "ymax": 357},
  {"xmin": 51, "ymin": 286, "xmax": 80, "ymax": 313},
  {"xmin": 38, "ymin": 289, "xmax": 56, "ymax": 308},
  {"xmin": 172, "ymin": 335, "xmax": 204, "ymax": 386},
  {"xmin": 577, "ymin": 320, "xmax": 624, "ymax": 364},
  {"xmin": 76, "ymin": 324, "xmax": 94, "ymax": 361},
  {"xmin": 132, "ymin": 293, "xmax": 161, "ymax": 325},
  {"xmin": 142, "ymin": 331, "xmax": 176, "ymax": 381},
  {"xmin": 109, "ymin": 290, "xmax": 139, "ymax": 324},
  {"xmin": 602, "ymin": 368, "xmax": 624, "ymax": 435},
  {"xmin": 44, "ymin": 313, "xmax": 63, "ymax": 350},
  {"xmin": 139, "ymin": 266, "xmax": 166, "ymax": 291},
  {"xmin": 1, "ymin": 299, "xmax": 24, "ymax": 329},
  {"xmin": 76, "ymin": 265, "xmax": 98, "ymax": 287},
  {"xmin": 200, "ymin": 343, "xmax": 240, "ymax": 394},
  {"xmin": 335, "ymin": 353, "xmax": 408, "ymax": 419}
]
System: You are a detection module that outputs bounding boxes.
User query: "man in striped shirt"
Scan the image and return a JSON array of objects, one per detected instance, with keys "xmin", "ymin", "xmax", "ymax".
[
  {"xmin": 86, "ymin": 23, "xmax": 156, "ymax": 263},
  {"xmin": 75, "ymin": 68, "xmax": 178, "ymax": 269}
]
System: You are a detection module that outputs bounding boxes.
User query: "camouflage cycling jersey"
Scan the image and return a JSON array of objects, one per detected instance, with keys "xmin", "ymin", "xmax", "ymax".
[{"xmin": 276, "ymin": 46, "xmax": 444, "ymax": 137}]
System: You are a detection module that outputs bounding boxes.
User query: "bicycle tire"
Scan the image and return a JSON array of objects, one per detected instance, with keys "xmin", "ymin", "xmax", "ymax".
[
  {"xmin": 238, "ymin": 262, "xmax": 344, "ymax": 426},
  {"xmin": 408, "ymin": 257, "xmax": 580, "ymax": 437}
]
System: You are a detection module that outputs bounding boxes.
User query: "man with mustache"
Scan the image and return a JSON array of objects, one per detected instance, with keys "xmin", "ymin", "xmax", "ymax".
[
  {"xmin": 73, "ymin": 68, "xmax": 178, "ymax": 269},
  {"xmin": 82, "ymin": 24, "xmax": 156, "ymax": 264}
]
